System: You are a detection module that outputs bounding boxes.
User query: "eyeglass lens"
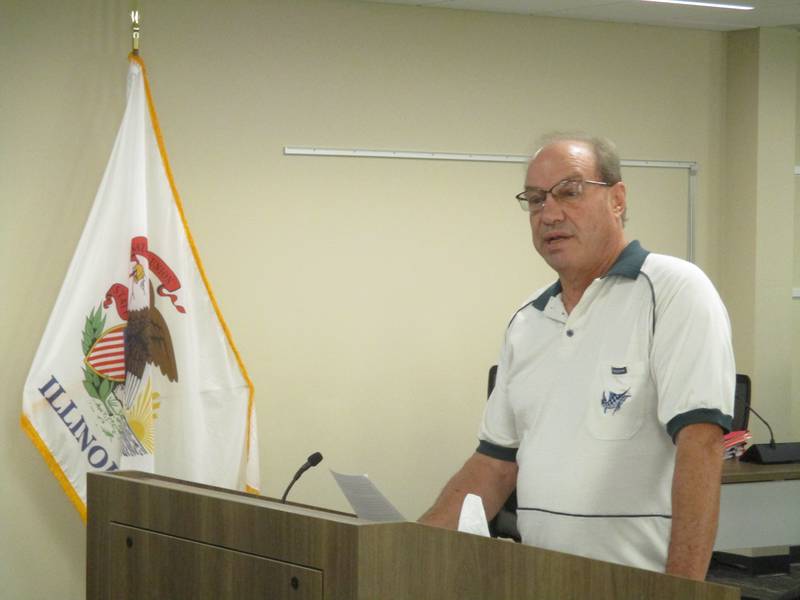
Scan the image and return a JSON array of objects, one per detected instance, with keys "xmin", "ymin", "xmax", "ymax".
[{"xmin": 523, "ymin": 180, "xmax": 583, "ymax": 211}]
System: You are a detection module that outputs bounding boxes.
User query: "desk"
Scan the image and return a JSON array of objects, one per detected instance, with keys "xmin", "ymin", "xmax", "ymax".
[{"xmin": 714, "ymin": 460, "xmax": 800, "ymax": 551}]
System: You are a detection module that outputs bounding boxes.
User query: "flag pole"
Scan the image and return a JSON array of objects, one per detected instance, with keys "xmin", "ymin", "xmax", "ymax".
[{"xmin": 130, "ymin": 10, "xmax": 140, "ymax": 55}]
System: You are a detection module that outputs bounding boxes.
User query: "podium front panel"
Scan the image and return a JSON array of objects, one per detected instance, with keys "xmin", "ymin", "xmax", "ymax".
[{"xmin": 108, "ymin": 522, "xmax": 323, "ymax": 600}]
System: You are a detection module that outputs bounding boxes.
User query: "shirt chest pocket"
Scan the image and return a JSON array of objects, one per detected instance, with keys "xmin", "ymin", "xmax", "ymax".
[{"xmin": 584, "ymin": 361, "xmax": 650, "ymax": 440}]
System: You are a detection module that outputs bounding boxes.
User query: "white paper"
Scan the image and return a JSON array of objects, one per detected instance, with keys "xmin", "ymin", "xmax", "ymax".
[
  {"xmin": 331, "ymin": 470, "xmax": 405, "ymax": 522},
  {"xmin": 457, "ymin": 493, "xmax": 491, "ymax": 537}
]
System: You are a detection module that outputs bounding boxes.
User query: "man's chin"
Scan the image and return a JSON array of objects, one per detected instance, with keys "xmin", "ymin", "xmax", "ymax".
[{"xmin": 540, "ymin": 245, "xmax": 576, "ymax": 270}]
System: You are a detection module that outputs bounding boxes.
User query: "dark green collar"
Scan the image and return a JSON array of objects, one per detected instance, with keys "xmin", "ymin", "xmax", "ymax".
[
  {"xmin": 531, "ymin": 280, "xmax": 562, "ymax": 311},
  {"xmin": 531, "ymin": 240, "xmax": 649, "ymax": 311},
  {"xmin": 605, "ymin": 240, "xmax": 649, "ymax": 280}
]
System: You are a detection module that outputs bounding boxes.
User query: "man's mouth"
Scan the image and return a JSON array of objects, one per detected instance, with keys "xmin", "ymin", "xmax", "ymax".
[{"xmin": 543, "ymin": 232, "xmax": 571, "ymax": 244}]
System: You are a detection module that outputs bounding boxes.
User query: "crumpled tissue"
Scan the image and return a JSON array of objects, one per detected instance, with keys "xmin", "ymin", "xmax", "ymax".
[{"xmin": 457, "ymin": 493, "xmax": 490, "ymax": 537}]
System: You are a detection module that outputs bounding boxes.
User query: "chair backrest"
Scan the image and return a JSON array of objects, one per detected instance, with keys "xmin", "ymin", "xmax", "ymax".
[
  {"xmin": 487, "ymin": 364, "xmax": 498, "ymax": 399},
  {"xmin": 732, "ymin": 373, "xmax": 751, "ymax": 431},
  {"xmin": 486, "ymin": 365, "xmax": 520, "ymax": 542}
]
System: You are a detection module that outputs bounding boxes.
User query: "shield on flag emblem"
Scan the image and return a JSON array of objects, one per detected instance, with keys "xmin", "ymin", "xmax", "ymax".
[{"xmin": 84, "ymin": 324, "xmax": 126, "ymax": 383}]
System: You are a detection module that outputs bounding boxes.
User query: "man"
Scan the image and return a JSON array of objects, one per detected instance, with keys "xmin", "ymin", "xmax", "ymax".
[{"xmin": 419, "ymin": 134, "xmax": 735, "ymax": 580}]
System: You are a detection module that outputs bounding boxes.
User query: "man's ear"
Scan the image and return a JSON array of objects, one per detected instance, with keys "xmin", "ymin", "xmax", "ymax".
[{"xmin": 611, "ymin": 181, "xmax": 627, "ymax": 216}]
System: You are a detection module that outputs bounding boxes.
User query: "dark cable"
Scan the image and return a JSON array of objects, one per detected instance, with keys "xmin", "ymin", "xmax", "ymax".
[{"xmin": 747, "ymin": 407, "xmax": 776, "ymax": 448}]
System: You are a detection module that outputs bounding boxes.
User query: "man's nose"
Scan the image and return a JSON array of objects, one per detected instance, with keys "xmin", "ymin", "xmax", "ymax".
[{"xmin": 537, "ymin": 194, "xmax": 564, "ymax": 223}]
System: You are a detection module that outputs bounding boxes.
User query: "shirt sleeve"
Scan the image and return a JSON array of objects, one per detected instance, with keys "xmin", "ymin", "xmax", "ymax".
[{"xmin": 649, "ymin": 258, "xmax": 736, "ymax": 441}]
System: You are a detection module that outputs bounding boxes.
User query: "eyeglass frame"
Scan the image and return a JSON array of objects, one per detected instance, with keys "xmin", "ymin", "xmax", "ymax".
[{"xmin": 515, "ymin": 178, "xmax": 610, "ymax": 213}]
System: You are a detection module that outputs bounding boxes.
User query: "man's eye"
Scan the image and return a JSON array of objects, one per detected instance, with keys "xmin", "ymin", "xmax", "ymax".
[{"xmin": 555, "ymin": 183, "xmax": 582, "ymax": 199}]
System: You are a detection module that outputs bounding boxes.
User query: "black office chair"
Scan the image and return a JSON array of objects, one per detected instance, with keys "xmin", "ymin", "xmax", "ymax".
[
  {"xmin": 732, "ymin": 373, "xmax": 751, "ymax": 432},
  {"xmin": 486, "ymin": 365, "xmax": 521, "ymax": 542}
]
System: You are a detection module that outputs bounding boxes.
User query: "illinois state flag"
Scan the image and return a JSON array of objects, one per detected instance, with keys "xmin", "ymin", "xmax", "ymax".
[{"xmin": 21, "ymin": 54, "xmax": 260, "ymax": 520}]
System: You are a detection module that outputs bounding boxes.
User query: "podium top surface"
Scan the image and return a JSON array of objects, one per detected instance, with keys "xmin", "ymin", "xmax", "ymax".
[
  {"xmin": 722, "ymin": 459, "xmax": 800, "ymax": 484},
  {"xmin": 97, "ymin": 470, "xmax": 367, "ymax": 525}
]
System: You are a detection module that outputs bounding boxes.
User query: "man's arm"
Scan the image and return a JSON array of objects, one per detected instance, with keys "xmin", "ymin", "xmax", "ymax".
[
  {"xmin": 418, "ymin": 451, "xmax": 518, "ymax": 529},
  {"xmin": 666, "ymin": 422, "xmax": 725, "ymax": 580}
]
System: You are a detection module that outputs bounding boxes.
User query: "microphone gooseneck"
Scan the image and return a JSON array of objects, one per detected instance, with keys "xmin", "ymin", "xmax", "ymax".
[
  {"xmin": 281, "ymin": 452, "xmax": 324, "ymax": 503},
  {"xmin": 748, "ymin": 407, "xmax": 776, "ymax": 448}
]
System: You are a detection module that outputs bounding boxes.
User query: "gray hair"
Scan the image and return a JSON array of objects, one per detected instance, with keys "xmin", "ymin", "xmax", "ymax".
[{"xmin": 536, "ymin": 131, "xmax": 626, "ymax": 223}]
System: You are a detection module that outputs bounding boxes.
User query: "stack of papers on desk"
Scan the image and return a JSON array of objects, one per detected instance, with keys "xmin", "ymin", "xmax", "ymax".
[{"xmin": 723, "ymin": 429, "xmax": 752, "ymax": 459}]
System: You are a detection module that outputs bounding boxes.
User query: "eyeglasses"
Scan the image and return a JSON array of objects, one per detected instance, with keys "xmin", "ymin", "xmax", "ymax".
[{"xmin": 515, "ymin": 179, "xmax": 609, "ymax": 213}]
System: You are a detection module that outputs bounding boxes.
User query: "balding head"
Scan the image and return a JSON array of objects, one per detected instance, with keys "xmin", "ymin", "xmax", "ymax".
[{"xmin": 534, "ymin": 133, "xmax": 625, "ymax": 223}]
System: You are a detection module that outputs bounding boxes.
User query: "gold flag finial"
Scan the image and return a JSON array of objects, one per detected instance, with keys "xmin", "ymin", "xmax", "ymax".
[{"xmin": 130, "ymin": 10, "xmax": 140, "ymax": 55}]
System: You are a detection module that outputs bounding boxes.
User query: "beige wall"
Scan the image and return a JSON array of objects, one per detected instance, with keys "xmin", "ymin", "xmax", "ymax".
[
  {"xmin": 721, "ymin": 30, "xmax": 758, "ymax": 376},
  {"xmin": 722, "ymin": 28, "xmax": 798, "ymax": 441},
  {"xmin": 794, "ymin": 39, "xmax": 800, "ymax": 440},
  {"xmin": 751, "ymin": 28, "xmax": 797, "ymax": 441},
  {"xmin": 1, "ymin": 0, "xmax": 796, "ymax": 598}
]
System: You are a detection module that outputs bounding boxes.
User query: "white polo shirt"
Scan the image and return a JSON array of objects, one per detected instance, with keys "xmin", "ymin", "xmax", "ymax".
[{"xmin": 478, "ymin": 241, "xmax": 735, "ymax": 572}]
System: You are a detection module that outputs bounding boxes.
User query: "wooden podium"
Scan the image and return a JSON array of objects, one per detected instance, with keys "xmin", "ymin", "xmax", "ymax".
[{"xmin": 87, "ymin": 471, "xmax": 738, "ymax": 599}]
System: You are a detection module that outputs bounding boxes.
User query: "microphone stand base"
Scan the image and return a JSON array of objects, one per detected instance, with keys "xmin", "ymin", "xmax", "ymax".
[{"xmin": 740, "ymin": 442, "xmax": 800, "ymax": 464}]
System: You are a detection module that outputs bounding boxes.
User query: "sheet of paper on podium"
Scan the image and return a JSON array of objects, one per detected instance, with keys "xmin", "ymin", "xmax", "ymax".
[{"xmin": 331, "ymin": 470, "xmax": 405, "ymax": 522}]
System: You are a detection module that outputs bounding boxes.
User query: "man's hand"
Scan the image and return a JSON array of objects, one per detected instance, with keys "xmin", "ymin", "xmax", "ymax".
[
  {"xmin": 418, "ymin": 452, "xmax": 518, "ymax": 530},
  {"xmin": 666, "ymin": 422, "xmax": 725, "ymax": 580}
]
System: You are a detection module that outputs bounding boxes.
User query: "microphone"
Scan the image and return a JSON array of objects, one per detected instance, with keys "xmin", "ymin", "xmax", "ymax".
[
  {"xmin": 741, "ymin": 408, "xmax": 800, "ymax": 464},
  {"xmin": 281, "ymin": 452, "xmax": 323, "ymax": 503}
]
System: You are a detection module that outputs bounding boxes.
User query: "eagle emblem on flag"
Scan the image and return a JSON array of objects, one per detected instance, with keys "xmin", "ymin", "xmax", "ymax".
[{"xmin": 82, "ymin": 236, "xmax": 183, "ymax": 455}]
